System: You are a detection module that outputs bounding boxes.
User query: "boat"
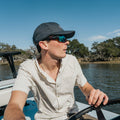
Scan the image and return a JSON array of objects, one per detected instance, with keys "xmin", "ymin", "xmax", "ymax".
[{"xmin": 0, "ymin": 51, "xmax": 120, "ymax": 120}]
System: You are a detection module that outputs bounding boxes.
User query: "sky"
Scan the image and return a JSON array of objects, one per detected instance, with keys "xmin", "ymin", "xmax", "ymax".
[{"xmin": 0, "ymin": 0, "xmax": 120, "ymax": 50}]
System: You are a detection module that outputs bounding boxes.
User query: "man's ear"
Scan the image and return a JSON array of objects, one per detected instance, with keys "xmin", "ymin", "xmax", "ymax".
[{"xmin": 39, "ymin": 41, "xmax": 48, "ymax": 50}]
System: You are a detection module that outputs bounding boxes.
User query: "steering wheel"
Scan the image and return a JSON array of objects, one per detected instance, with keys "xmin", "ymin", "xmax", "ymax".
[{"xmin": 68, "ymin": 98, "xmax": 120, "ymax": 120}]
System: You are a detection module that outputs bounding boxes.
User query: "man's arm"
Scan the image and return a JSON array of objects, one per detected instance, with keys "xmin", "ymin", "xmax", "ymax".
[
  {"xmin": 79, "ymin": 82, "xmax": 108, "ymax": 107},
  {"xmin": 4, "ymin": 91, "xmax": 28, "ymax": 120}
]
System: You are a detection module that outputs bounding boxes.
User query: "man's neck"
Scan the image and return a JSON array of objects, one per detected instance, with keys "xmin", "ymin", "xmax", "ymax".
[
  {"xmin": 38, "ymin": 55, "xmax": 61, "ymax": 72},
  {"xmin": 38, "ymin": 55, "xmax": 61, "ymax": 81}
]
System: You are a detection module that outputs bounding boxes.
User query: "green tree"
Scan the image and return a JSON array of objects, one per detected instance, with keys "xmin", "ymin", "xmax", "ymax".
[
  {"xmin": 11, "ymin": 45, "xmax": 17, "ymax": 50},
  {"xmin": 91, "ymin": 37, "xmax": 120, "ymax": 61},
  {"xmin": 67, "ymin": 39, "xmax": 89, "ymax": 58}
]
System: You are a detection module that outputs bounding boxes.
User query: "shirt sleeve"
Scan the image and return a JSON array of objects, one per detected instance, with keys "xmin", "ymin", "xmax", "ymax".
[
  {"xmin": 12, "ymin": 63, "xmax": 32, "ymax": 95},
  {"xmin": 74, "ymin": 57, "xmax": 87, "ymax": 87}
]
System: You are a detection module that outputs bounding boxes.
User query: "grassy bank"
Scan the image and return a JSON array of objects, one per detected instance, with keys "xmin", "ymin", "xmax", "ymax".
[
  {"xmin": 1, "ymin": 60, "xmax": 120, "ymax": 65},
  {"xmin": 0, "ymin": 60, "xmax": 22, "ymax": 65},
  {"xmin": 79, "ymin": 60, "xmax": 120, "ymax": 64}
]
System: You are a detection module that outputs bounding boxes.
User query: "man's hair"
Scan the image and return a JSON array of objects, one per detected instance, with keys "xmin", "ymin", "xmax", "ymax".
[{"xmin": 36, "ymin": 44, "xmax": 41, "ymax": 53}]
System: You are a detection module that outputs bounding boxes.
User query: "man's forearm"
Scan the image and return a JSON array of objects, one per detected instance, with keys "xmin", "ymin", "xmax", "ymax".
[
  {"xmin": 4, "ymin": 103, "xmax": 25, "ymax": 120},
  {"xmin": 79, "ymin": 82, "xmax": 108, "ymax": 107},
  {"xmin": 80, "ymin": 82, "xmax": 94, "ymax": 98}
]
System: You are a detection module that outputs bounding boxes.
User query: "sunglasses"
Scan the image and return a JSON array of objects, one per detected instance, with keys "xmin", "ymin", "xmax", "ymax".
[{"xmin": 47, "ymin": 36, "xmax": 68, "ymax": 43}]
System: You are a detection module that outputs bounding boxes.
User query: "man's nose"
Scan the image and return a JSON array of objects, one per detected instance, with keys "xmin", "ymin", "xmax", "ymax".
[{"xmin": 65, "ymin": 40, "xmax": 69, "ymax": 45}]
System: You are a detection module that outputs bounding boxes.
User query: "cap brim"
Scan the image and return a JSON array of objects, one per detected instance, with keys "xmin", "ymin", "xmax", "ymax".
[{"xmin": 52, "ymin": 30, "xmax": 75, "ymax": 38}]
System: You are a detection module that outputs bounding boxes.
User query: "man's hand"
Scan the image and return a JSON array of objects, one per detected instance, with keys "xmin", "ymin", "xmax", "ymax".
[
  {"xmin": 80, "ymin": 82, "xmax": 109, "ymax": 107},
  {"xmin": 86, "ymin": 89, "xmax": 108, "ymax": 107}
]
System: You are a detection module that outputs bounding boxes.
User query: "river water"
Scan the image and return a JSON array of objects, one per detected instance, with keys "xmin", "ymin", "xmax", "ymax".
[{"xmin": 0, "ymin": 63, "xmax": 120, "ymax": 114}]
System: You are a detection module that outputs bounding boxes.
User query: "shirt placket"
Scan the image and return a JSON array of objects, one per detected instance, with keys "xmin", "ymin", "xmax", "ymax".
[{"xmin": 55, "ymin": 71, "xmax": 62, "ymax": 111}]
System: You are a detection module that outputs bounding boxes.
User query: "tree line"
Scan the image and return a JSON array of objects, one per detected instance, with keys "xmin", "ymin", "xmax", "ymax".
[
  {"xmin": 67, "ymin": 37, "xmax": 120, "ymax": 62},
  {"xmin": 0, "ymin": 42, "xmax": 37, "ymax": 62},
  {"xmin": 90, "ymin": 37, "xmax": 120, "ymax": 61},
  {"xmin": 0, "ymin": 36, "xmax": 120, "ymax": 62}
]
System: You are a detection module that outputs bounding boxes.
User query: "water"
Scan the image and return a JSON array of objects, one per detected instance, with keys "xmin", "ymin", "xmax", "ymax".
[
  {"xmin": 0, "ymin": 64, "xmax": 19, "ymax": 80},
  {"xmin": 0, "ymin": 63, "xmax": 120, "ymax": 114},
  {"xmin": 74, "ymin": 63, "xmax": 120, "ymax": 114}
]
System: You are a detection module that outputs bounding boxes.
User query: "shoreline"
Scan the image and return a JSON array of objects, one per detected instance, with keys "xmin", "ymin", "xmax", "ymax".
[
  {"xmin": 79, "ymin": 61, "xmax": 120, "ymax": 64},
  {"xmin": 1, "ymin": 60, "xmax": 120, "ymax": 65},
  {"xmin": 0, "ymin": 61, "xmax": 22, "ymax": 65}
]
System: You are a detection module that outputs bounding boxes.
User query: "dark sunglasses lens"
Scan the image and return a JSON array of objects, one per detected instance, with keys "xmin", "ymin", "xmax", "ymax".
[{"xmin": 59, "ymin": 36, "xmax": 66, "ymax": 42}]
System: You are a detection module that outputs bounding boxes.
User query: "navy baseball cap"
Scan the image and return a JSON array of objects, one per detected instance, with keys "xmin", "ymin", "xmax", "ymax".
[{"xmin": 33, "ymin": 22, "xmax": 75, "ymax": 45}]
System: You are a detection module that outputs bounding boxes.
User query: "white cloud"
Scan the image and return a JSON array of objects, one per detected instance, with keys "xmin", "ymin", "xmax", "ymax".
[
  {"xmin": 86, "ymin": 29, "xmax": 120, "ymax": 49},
  {"xmin": 88, "ymin": 35, "xmax": 107, "ymax": 41},
  {"xmin": 88, "ymin": 29, "xmax": 120, "ymax": 42},
  {"xmin": 107, "ymin": 29, "xmax": 120, "ymax": 37},
  {"xmin": 113, "ymin": 29, "xmax": 120, "ymax": 33},
  {"xmin": 116, "ymin": 32, "xmax": 120, "ymax": 36}
]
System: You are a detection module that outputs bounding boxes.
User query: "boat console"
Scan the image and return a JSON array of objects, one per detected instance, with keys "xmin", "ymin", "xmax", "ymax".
[
  {"xmin": 0, "ymin": 51, "xmax": 21, "ymax": 78},
  {"xmin": 0, "ymin": 51, "xmax": 21, "ymax": 116}
]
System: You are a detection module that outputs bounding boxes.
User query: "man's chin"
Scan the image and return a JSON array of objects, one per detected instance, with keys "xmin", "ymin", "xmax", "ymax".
[
  {"xmin": 61, "ymin": 53, "xmax": 67, "ymax": 59},
  {"xmin": 63, "ymin": 54, "xmax": 67, "ymax": 57}
]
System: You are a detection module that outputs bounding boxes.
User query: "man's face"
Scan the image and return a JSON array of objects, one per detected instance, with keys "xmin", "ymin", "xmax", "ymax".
[{"xmin": 47, "ymin": 40, "xmax": 69, "ymax": 60}]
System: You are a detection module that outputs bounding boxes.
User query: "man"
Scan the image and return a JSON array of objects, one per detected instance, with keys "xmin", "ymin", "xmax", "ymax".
[{"xmin": 4, "ymin": 22, "xmax": 108, "ymax": 120}]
